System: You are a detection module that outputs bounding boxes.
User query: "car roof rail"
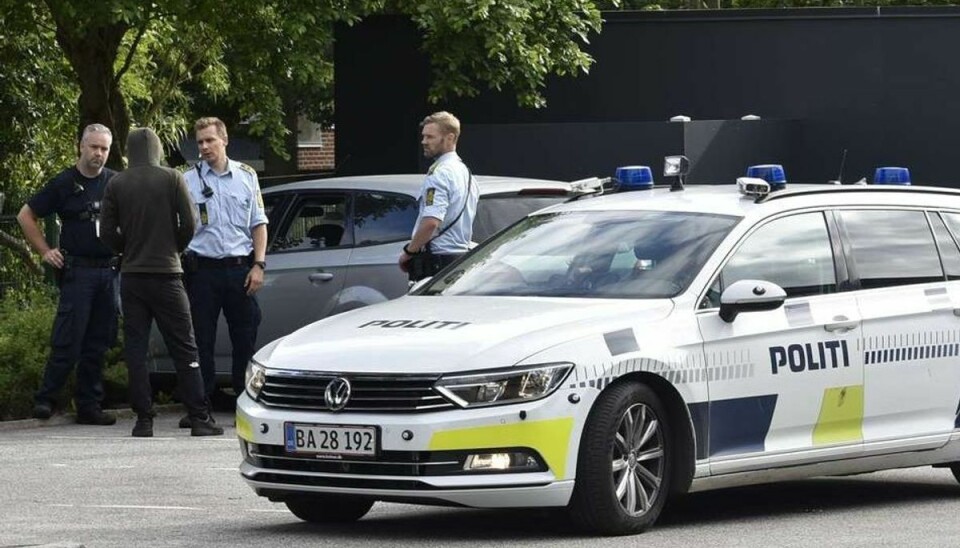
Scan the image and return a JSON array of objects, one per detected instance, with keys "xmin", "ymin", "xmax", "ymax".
[{"xmin": 756, "ymin": 185, "xmax": 960, "ymax": 204}]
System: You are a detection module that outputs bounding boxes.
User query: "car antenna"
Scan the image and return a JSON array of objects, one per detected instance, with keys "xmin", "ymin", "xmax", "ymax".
[{"xmin": 829, "ymin": 149, "xmax": 848, "ymax": 185}]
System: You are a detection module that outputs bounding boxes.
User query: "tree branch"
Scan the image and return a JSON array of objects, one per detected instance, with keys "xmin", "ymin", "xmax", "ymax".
[
  {"xmin": 114, "ymin": 6, "xmax": 153, "ymax": 85},
  {"xmin": 0, "ymin": 229, "xmax": 42, "ymax": 276}
]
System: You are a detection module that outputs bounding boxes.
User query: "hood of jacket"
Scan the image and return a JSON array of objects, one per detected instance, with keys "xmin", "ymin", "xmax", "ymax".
[{"xmin": 126, "ymin": 127, "xmax": 164, "ymax": 168}]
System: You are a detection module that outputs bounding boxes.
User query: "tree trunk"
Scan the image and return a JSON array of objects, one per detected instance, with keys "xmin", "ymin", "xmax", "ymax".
[{"xmin": 49, "ymin": 11, "xmax": 130, "ymax": 171}]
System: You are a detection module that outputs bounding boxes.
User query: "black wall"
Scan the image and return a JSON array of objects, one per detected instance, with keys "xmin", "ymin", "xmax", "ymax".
[{"xmin": 335, "ymin": 8, "xmax": 960, "ymax": 186}]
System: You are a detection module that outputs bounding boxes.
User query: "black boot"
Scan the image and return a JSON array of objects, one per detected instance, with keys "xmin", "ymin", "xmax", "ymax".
[
  {"xmin": 190, "ymin": 415, "xmax": 224, "ymax": 436},
  {"xmin": 132, "ymin": 415, "xmax": 154, "ymax": 437},
  {"xmin": 33, "ymin": 402, "xmax": 53, "ymax": 420},
  {"xmin": 77, "ymin": 408, "xmax": 117, "ymax": 425}
]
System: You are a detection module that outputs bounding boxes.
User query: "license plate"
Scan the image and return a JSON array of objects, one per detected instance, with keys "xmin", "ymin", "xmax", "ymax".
[{"xmin": 284, "ymin": 422, "xmax": 378, "ymax": 458}]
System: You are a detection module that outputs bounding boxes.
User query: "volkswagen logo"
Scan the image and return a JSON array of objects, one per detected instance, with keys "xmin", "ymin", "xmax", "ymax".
[{"xmin": 324, "ymin": 377, "xmax": 352, "ymax": 411}]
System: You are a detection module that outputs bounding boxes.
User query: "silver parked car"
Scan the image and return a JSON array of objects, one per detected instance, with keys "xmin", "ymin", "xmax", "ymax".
[{"xmin": 147, "ymin": 174, "xmax": 577, "ymax": 388}]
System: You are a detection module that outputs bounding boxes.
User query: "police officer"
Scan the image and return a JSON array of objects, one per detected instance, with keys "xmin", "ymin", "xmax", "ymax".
[
  {"xmin": 17, "ymin": 123, "xmax": 119, "ymax": 424},
  {"xmin": 399, "ymin": 111, "xmax": 478, "ymax": 281},
  {"xmin": 181, "ymin": 117, "xmax": 267, "ymax": 425}
]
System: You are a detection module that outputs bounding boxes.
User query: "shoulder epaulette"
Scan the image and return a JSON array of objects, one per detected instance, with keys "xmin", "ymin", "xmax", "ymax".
[{"xmin": 238, "ymin": 163, "xmax": 258, "ymax": 176}]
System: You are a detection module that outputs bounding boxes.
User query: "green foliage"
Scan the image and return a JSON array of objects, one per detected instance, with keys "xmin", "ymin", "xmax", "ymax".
[
  {"xmin": 0, "ymin": 287, "xmax": 127, "ymax": 420},
  {"xmin": 405, "ymin": 0, "xmax": 605, "ymax": 108}
]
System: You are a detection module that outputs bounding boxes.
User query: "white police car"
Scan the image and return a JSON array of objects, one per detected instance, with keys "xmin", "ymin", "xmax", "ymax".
[{"xmin": 237, "ymin": 163, "xmax": 960, "ymax": 535}]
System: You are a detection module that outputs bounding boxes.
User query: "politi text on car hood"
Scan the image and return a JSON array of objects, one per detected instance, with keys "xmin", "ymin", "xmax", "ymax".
[{"xmin": 256, "ymin": 295, "xmax": 673, "ymax": 374}]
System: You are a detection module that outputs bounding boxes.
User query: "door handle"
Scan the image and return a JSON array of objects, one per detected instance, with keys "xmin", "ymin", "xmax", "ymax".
[
  {"xmin": 308, "ymin": 272, "xmax": 334, "ymax": 283},
  {"xmin": 824, "ymin": 315, "xmax": 858, "ymax": 333}
]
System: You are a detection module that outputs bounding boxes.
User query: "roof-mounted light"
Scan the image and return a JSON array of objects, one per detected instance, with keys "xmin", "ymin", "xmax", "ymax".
[
  {"xmin": 737, "ymin": 177, "xmax": 771, "ymax": 197},
  {"xmin": 614, "ymin": 166, "xmax": 654, "ymax": 191},
  {"xmin": 746, "ymin": 164, "xmax": 787, "ymax": 191},
  {"xmin": 873, "ymin": 167, "xmax": 911, "ymax": 185}
]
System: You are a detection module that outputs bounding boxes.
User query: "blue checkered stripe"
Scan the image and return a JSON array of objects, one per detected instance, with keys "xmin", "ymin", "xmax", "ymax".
[
  {"xmin": 864, "ymin": 331, "xmax": 960, "ymax": 366},
  {"xmin": 566, "ymin": 350, "xmax": 753, "ymax": 390}
]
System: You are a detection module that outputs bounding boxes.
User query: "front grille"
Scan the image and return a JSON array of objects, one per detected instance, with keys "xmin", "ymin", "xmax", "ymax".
[
  {"xmin": 257, "ymin": 371, "xmax": 456, "ymax": 413},
  {"xmin": 249, "ymin": 445, "xmax": 468, "ymax": 476}
]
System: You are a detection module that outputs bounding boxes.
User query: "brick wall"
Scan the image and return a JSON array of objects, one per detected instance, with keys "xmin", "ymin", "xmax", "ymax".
[{"xmin": 297, "ymin": 129, "xmax": 335, "ymax": 171}]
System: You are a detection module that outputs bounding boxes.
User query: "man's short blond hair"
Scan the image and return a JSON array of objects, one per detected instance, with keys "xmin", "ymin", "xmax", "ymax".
[
  {"xmin": 194, "ymin": 117, "xmax": 228, "ymax": 141},
  {"xmin": 421, "ymin": 111, "xmax": 460, "ymax": 141}
]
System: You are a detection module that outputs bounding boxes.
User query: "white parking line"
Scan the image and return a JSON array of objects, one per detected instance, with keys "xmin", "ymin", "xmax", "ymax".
[
  {"xmin": 48, "ymin": 504, "xmax": 201, "ymax": 511},
  {"xmin": 50, "ymin": 463, "xmax": 136, "ymax": 469},
  {"xmin": 48, "ymin": 436, "xmax": 176, "ymax": 441}
]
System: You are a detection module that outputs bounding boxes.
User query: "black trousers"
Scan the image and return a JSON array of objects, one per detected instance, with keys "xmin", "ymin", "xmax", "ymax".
[
  {"xmin": 121, "ymin": 273, "xmax": 207, "ymax": 418},
  {"xmin": 35, "ymin": 265, "xmax": 118, "ymax": 411},
  {"xmin": 184, "ymin": 265, "xmax": 261, "ymax": 396}
]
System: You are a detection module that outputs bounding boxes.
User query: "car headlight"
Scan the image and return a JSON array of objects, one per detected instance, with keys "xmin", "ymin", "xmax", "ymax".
[
  {"xmin": 434, "ymin": 363, "xmax": 573, "ymax": 408},
  {"xmin": 245, "ymin": 359, "xmax": 267, "ymax": 400}
]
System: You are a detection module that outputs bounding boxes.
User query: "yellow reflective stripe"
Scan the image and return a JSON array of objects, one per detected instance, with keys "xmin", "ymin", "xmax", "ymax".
[
  {"xmin": 236, "ymin": 413, "xmax": 254, "ymax": 442},
  {"xmin": 428, "ymin": 418, "xmax": 575, "ymax": 477},
  {"xmin": 812, "ymin": 385, "xmax": 864, "ymax": 445}
]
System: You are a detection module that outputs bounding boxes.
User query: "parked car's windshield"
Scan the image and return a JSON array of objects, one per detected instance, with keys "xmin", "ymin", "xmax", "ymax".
[{"xmin": 421, "ymin": 210, "xmax": 739, "ymax": 298}]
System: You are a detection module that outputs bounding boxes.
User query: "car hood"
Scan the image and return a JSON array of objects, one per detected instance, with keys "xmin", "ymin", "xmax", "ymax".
[{"xmin": 258, "ymin": 296, "xmax": 673, "ymax": 374}]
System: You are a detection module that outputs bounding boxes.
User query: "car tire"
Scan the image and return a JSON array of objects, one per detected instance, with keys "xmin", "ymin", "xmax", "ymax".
[
  {"xmin": 950, "ymin": 463, "xmax": 960, "ymax": 485},
  {"xmin": 284, "ymin": 495, "xmax": 375, "ymax": 523},
  {"xmin": 568, "ymin": 381, "xmax": 671, "ymax": 536}
]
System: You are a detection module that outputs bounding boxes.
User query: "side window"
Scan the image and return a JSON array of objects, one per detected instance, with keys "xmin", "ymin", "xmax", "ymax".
[
  {"xmin": 353, "ymin": 192, "xmax": 417, "ymax": 246},
  {"xmin": 702, "ymin": 212, "xmax": 836, "ymax": 308},
  {"xmin": 270, "ymin": 194, "xmax": 349, "ymax": 252},
  {"xmin": 930, "ymin": 213, "xmax": 960, "ymax": 281},
  {"xmin": 839, "ymin": 209, "xmax": 943, "ymax": 289}
]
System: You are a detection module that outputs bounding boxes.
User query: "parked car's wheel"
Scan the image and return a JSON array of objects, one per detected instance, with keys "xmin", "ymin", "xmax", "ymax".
[
  {"xmin": 568, "ymin": 381, "xmax": 671, "ymax": 535},
  {"xmin": 285, "ymin": 495, "xmax": 375, "ymax": 523}
]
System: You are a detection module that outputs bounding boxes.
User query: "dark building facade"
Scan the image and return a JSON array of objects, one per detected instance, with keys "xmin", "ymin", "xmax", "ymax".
[{"xmin": 335, "ymin": 8, "xmax": 960, "ymax": 186}]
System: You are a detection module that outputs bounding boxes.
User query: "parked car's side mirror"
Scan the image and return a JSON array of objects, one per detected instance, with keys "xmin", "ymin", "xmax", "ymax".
[{"xmin": 719, "ymin": 279, "xmax": 787, "ymax": 323}]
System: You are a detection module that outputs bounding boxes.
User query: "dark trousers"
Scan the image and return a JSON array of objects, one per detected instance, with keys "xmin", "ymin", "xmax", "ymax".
[
  {"xmin": 121, "ymin": 274, "xmax": 207, "ymax": 418},
  {"xmin": 185, "ymin": 266, "xmax": 261, "ymax": 396},
  {"xmin": 35, "ymin": 266, "xmax": 118, "ymax": 412}
]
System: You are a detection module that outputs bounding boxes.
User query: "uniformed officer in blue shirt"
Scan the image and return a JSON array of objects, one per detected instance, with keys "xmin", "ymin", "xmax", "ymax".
[
  {"xmin": 399, "ymin": 111, "xmax": 478, "ymax": 281},
  {"xmin": 181, "ymin": 117, "xmax": 268, "ymax": 421},
  {"xmin": 17, "ymin": 123, "xmax": 119, "ymax": 425}
]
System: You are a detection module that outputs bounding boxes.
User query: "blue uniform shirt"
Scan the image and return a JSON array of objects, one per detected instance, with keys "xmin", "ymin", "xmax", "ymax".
[
  {"xmin": 414, "ymin": 152, "xmax": 478, "ymax": 254},
  {"xmin": 183, "ymin": 159, "xmax": 268, "ymax": 258},
  {"xmin": 28, "ymin": 166, "xmax": 117, "ymax": 258}
]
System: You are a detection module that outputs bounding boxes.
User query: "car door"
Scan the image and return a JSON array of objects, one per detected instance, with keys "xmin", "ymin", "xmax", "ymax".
[
  {"xmin": 841, "ymin": 209, "xmax": 960, "ymax": 452},
  {"xmin": 257, "ymin": 192, "xmax": 353, "ymax": 347},
  {"xmin": 697, "ymin": 211, "xmax": 864, "ymax": 474},
  {"xmin": 341, "ymin": 190, "xmax": 419, "ymax": 308}
]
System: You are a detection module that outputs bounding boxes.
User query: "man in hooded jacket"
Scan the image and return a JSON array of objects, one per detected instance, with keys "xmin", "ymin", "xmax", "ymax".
[{"xmin": 99, "ymin": 127, "xmax": 222, "ymax": 437}]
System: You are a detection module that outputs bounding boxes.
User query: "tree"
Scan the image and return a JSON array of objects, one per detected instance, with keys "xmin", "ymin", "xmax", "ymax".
[{"xmin": 1, "ymin": 0, "xmax": 610, "ymax": 288}]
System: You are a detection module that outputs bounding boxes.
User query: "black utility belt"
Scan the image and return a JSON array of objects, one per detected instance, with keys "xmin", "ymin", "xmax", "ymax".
[
  {"xmin": 196, "ymin": 255, "xmax": 250, "ymax": 268},
  {"xmin": 67, "ymin": 256, "xmax": 119, "ymax": 268}
]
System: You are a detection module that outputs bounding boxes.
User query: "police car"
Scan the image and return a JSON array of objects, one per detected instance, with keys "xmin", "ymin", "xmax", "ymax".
[{"xmin": 237, "ymin": 162, "xmax": 960, "ymax": 535}]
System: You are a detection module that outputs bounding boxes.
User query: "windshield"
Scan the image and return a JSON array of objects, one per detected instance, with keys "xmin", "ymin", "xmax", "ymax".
[
  {"xmin": 421, "ymin": 210, "xmax": 739, "ymax": 298},
  {"xmin": 472, "ymin": 194, "xmax": 570, "ymax": 242}
]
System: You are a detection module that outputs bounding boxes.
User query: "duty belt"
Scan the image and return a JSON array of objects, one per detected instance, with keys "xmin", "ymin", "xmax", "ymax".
[{"xmin": 196, "ymin": 255, "xmax": 250, "ymax": 268}]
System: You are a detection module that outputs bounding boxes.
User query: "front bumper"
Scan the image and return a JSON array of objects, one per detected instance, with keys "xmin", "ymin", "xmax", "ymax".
[{"xmin": 236, "ymin": 388, "xmax": 592, "ymax": 508}]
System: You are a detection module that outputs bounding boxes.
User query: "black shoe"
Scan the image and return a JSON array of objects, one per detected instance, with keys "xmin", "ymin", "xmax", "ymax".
[
  {"xmin": 191, "ymin": 415, "xmax": 224, "ymax": 436},
  {"xmin": 33, "ymin": 403, "xmax": 53, "ymax": 420},
  {"xmin": 132, "ymin": 415, "xmax": 154, "ymax": 437},
  {"xmin": 76, "ymin": 409, "xmax": 117, "ymax": 426},
  {"xmin": 180, "ymin": 413, "xmax": 215, "ymax": 428}
]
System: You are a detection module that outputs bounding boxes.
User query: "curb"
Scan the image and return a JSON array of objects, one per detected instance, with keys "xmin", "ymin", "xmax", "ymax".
[{"xmin": 0, "ymin": 403, "xmax": 185, "ymax": 432}]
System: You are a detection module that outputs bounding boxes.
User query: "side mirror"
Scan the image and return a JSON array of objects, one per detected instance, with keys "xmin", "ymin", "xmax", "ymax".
[
  {"xmin": 719, "ymin": 279, "xmax": 787, "ymax": 323},
  {"xmin": 408, "ymin": 277, "xmax": 432, "ymax": 293}
]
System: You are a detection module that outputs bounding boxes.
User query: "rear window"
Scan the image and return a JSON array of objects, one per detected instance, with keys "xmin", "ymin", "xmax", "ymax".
[{"xmin": 472, "ymin": 194, "xmax": 569, "ymax": 243}]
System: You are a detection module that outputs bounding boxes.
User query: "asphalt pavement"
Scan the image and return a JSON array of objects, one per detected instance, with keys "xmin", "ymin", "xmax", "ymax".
[{"xmin": 3, "ymin": 412, "xmax": 960, "ymax": 547}]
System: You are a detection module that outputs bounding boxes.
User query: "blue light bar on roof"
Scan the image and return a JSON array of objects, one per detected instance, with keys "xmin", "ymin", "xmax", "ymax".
[
  {"xmin": 746, "ymin": 164, "xmax": 787, "ymax": 191},
  {"xmin": 873, "ymin": 167, "xmax": 911, "ymax": 185},
  {"xmin": 615, "ymin": 165, "xmax": 654, "ymax": 191}
]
